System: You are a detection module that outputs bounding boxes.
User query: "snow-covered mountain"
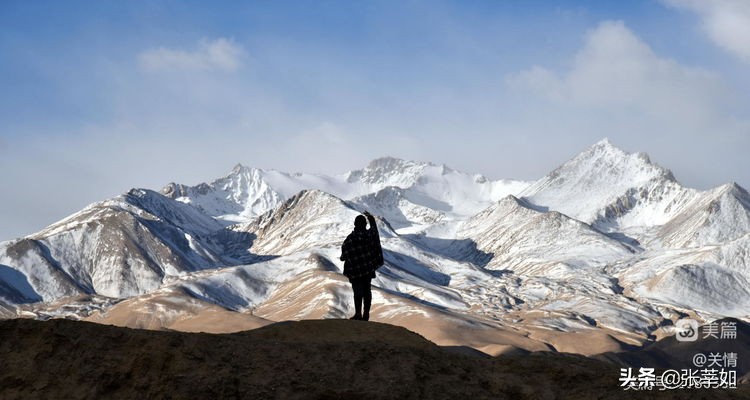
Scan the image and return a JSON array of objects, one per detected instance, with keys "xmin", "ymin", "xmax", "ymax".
[
  {"xmin": 231, "ymin": 189, "xmax": 397, "ymax": 256},
  {"xmin": 656, "ymin": 183, "xmax": 750, "ymax": 248},
  {"xmin": 1, "ymin": 140, "xmax": 749, "ymax": 355},
  {"xmin": 457, "ymin": 195, "xmax": 634, "ymax": 272},
  {"xmin": 162, "ymin": 157, "xmax": 528, "ymax": 227},
  {"xmin": 0, "ymin": 188, "xmax": 254, "ymax": 302},
  {"xmin": 521, "ymin": 139, "xmax": 695, "ymax": 230}
]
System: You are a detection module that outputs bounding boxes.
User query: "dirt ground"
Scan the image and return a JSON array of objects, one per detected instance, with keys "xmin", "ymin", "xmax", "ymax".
[{"xmin": 0, "ymin": 318, "xmax": 748, "ymax": 399}]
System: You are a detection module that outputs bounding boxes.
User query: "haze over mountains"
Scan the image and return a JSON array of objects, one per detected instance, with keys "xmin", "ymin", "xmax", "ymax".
[{"xmin": 1, "ymin": 139, "xmax": 749, "ymax": 354}]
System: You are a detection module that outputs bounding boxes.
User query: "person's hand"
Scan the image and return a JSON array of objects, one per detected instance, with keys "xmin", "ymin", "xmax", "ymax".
[{"xmin": 363, "ymin": 210, "xmax": 372, "ymax": 217}]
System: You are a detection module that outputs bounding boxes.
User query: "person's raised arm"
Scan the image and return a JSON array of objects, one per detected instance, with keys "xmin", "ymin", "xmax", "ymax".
[{"xmin": 363, "ymin": 211, "xmax": 377, "ymax": 232}]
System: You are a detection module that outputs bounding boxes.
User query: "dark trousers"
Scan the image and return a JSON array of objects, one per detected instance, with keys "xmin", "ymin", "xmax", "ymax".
[{"xmin": 351, "ymin": 277, "xmax": 372, "ymax": 319}]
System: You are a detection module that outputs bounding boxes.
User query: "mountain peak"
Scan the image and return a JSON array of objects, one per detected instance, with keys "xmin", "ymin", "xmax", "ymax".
[
  {"xmin": 582, "ymin": 139, "xmax": 659, "ymax": 171},
  {"xmin": 592, "ymin": 137, "xmax": 614, "ymax": 148},
  {"xmin": 229, "ymin": 163, "xmax": 255, "ymax": 176},
  {"xmin": 564, "ymin": 139, "xmax": 675, "ymax": 183},
  {"xmin": 582, "ymin": 138, "xmax": 625, "ymax": 158},
  {"xmin": 714, "ymin": 182, "xmax": 750, "ymax": 206},
  {"xmin": 367, "ymin": 155, "xmax": 404, "ymax": 165},
  {"xmin": 364, "ymin": 156, "xmax": 430, "ymax": 171},
  {"xmin": 231, "ymin": 163, "xmax": 246, "ymax": 173},
  {"xmin": 520, "ymin": 140, "xmax": 680, "ymax": 223},
  {"xmin": 346, "ymin": 157, "xmax": 429, "ymax": 185}
]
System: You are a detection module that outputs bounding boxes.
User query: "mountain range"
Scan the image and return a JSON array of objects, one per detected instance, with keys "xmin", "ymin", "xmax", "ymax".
[{"xmin": 1, "ymin": 138, "xmax": 749, "ymax": 355}]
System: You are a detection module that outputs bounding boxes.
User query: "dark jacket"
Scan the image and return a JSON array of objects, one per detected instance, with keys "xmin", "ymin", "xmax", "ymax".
[{"xmin": 340, "ymin": 214, "xmax": 383, "ymax": 280}]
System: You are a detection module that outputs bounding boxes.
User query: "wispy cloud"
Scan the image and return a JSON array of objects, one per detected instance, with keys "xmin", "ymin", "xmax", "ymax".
[
  {"xmin": 504, "ymin": 20, "xmax": 748, "ymax": 187},
  {"xmin": 663, "ymin": 0, "xmax": 750, "ymax": 64},
  {"xmin": 506, "ymin": 20, "xmax": 726, "ymax": 115},
  {"xmin": 138, "ymin": 38, "xmax": 245, "ymax": 72}
]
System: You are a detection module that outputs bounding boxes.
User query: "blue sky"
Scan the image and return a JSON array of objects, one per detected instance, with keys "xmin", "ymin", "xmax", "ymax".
[{"xmin": 1, "ymin": 0, "xmax": 749, "ymax": 240}]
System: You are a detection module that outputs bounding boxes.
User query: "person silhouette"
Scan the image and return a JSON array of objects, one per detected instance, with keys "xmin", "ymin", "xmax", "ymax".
[{"xmin": 340, "ymin": 211, "xmax": 383, "ymax": 321}]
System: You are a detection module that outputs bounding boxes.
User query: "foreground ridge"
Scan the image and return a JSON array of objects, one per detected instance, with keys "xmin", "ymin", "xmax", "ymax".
[{"xmin": 2, "ymin": 318, "xmax": 747, "ymax": 399}]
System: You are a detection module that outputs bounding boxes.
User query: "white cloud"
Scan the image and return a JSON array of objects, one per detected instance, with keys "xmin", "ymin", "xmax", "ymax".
[
  {"xmin": 664, "ymin": 0, "xmax": 750, "ymax": 64},
  {"xmin": 506, "ymin": 20, "xmax": 728, "ymax": 123},
  {"xmin": 503, "ymin": 20, "xmax": 749, "ymax": 189},
  {"xmin": 280, "ymin": 122, "xmax": 423, "ymax": 173},
  {"xmin": 138, "ymin": 38, "xmax": 245, "ymax": 72},
  {"xmin": 0, "ymin": 117, "xmax": 425, "ymax": 241}
]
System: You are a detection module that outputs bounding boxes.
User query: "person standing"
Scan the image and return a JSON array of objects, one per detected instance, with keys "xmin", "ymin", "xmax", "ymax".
[{"xmin": 340, "ymin": 211, "xmax": 383, "ymax": 321}]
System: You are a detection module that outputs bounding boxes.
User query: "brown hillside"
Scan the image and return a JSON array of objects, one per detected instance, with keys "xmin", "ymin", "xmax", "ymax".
[{"xmin": 0, "ymin": 318, "xmax": 747, "ymax": 399}]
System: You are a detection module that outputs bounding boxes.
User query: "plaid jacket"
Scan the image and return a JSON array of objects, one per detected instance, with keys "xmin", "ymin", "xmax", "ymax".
[{"xmin": 340, "ymin": 223, "xmax": 383, "ymax": 280}]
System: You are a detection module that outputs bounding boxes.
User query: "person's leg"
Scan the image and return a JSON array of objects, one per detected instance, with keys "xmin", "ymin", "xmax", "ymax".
[
  {"xmin": 351, "ymin": 280, "xmax": 363, "ymax": 320},
  {"xmin": 362, "ymin": 278, "xmax": 372, "ymax": 321}
]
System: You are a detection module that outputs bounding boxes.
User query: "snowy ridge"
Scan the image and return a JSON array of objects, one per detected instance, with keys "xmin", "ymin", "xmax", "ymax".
[
  {"xmin": 0, "ymin": 189, "xmax": 238, "ymax": 301},
  {"xmin": 347, "ymin": 157, "xmax": 530, "ymax": 217},
  {"xmin": 657, "ymin": 183, "xmax": 750, "ymax": 248},
  {"xmin": 163, "ymin": 157, "xmax": 529, "ymax": 228},
  {"xmin": 232, "ymin": 189, "xmax": 396, "ymax": 256},
  {"xmin": 0, "ymin": 140, "xmax": 749, "ymax": 351},
  {"xmin": 521, "ymin": 139, "xmax": 681, "ymax": 225},
  {"xmin": 457, "ymin": 195, "xmax": 633, "ymax": 272},
  {"xmin": 349, "ymin": 187, "xmax": 446, "ymax": 229}
]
